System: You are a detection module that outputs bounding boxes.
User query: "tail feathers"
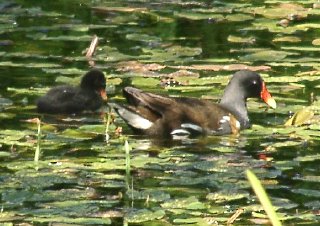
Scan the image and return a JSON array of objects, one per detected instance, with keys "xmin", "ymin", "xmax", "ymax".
[
  {"xmin": 123, "ymin": 87, "xmax": 173, "ymax": 114},
  {"xmin": 109, "ymin": 103, "xmax": 153, "ymax": 130}
]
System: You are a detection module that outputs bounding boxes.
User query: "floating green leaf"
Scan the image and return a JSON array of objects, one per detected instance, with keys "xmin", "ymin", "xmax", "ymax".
[
  {"xmin": 125, "ymin": 208, "xmax": 165, "ymax": 223},
  {"xmin": 225, "ymin": 13, "xmax": 254, "ymax": 22},
  {"xmin": 132, "ymin": 77, "xmax": 160, "ymax": 87},
  {"xmin": 127, "ymin": 189, "xmax": 170, "ymax": 202},
  {"xmin": 291, "ymin": 189, "xmax": 320, "ymax": 198},
  {"xmin": 294, "ymin": 154, "xmax": 320, "ymax": 162},
  {"xmin": 206, "ymin": 190, "xmax": 249, "ymax": 203},
  {"xmin": 55, "ymin": 75, "xmax": 81, "ymax": 85},
  {"xmin": 0, "ymin": 113, "xmax": 15, "ymax": 119},
  {"xmin": 253, "ymin": 4, "xmax": 308, "ymax": 19},
  {"xmin": 0, "ymin": 62, "xmax": 60, "ymax": 68},
  {"xmin": 240, "ymin": 50, "xmax": 297, "ymax": 62},
  {"xmin": 126, "ymin": 33, "xmax": 162, "ymax": 43},
  {"xmin": 59, "ymin": 128, "xmax": 96, "ymax": 140},
  {"xmin": 249, "ymin": 18, "xmax": 308, "ymax": 34},
  {"xmin": 174, "ymin": 11, "xmax": 224, "ymax": 21},
  {"xmin": 28, "ymin": 33, "xmax": 93, "ymax": 41},
  {"xmin": 26, "ymin": 216, "xmax": 112, "ymax": 225},
  {"xmin": 227, "ymin": 35, "xmax": 255, "ymax": 44},
  {"xmin": 284, "ymin": 107, "xmax": 314, "ymax": 126},
  {"xmin": 161, "ymin": 196, "xmax": 206, "ymax": 210},
  {"xmin": 273, "ymin": 36, "xmax": 301, "ymax": 43}
]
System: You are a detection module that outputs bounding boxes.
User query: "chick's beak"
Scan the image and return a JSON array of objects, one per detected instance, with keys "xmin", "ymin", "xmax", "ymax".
[
  {"xmin": 260, "ymin": 82, "xmax": 276, "ymax": 109},
  {"xmin": 100, "ymin": 89, "xmax": 108, "ymax": 101}
]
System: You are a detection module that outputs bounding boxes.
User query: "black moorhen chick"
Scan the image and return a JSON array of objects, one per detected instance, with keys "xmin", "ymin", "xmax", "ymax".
[
  {"xmin": 37, "ymin": 69, "xmax": 107, "ymax": 114},
  {"xmin": 110, "ymin": 70, "xmax": 276, "ymax": 137}
]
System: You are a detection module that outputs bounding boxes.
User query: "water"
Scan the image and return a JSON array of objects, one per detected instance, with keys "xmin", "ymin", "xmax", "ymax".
[{"xmin": 1, "ymin": 0, "xmax": 320, "ymax": 225}]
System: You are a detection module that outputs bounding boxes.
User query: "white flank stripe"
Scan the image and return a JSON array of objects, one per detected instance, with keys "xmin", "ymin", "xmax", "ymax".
[
  {"xmin": 171, "ymin": 129, "xmax": 191, "ymax": 135},
  {"xmin": 117, "ymin": 108, "xmax": 153, "ymax": 129},
  {"xmin": 235, "ymin": 120, "xmax": 240, "ymax": 129}
]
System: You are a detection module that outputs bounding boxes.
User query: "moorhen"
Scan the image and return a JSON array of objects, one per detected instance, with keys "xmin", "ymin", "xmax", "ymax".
[
  {"xmin": 37, "ymin": 69, "xmax": 107, "ymax": 114},
  {"xmin": 110, "ymin": 70, "xmax": 276, "ymax": 137}
]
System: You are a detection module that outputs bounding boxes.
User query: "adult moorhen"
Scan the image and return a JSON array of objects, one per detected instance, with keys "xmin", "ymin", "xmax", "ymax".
[
  {"xmin": 37, "ymin": 69, "xmax": 107, "ymax": 114},
  {"xmin": 110, "ymin": 70, "xmax": 276, "ymax": 137}
]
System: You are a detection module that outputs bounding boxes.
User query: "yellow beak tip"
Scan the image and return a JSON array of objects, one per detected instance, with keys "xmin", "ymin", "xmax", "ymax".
[{"xmin": 267, "ymin": 98, "xmax": 277, "ymax": 109}]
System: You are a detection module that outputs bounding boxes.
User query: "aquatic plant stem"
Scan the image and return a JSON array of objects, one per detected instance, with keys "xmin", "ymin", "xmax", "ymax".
[
  {"xmin": 86, "ymin": 35, "xmax": 98, "ymax": 67},
  {"xmin": 123, "ymin": 140, "xmax": 132, "ymax": 225},
  {"xmin": 104, "ymin": 107, "xmax": 112, "ymax": 143},
  {"xmin": 34, "ymin": 118, "xmax": 41, "ymax": 162},
  {"xmin": 246, "ymin": 169, "xmax": 282, "ymax": 226},
  {"xmin": 124, "ymin": 140, "xmax": 131, "ymax": 190}
]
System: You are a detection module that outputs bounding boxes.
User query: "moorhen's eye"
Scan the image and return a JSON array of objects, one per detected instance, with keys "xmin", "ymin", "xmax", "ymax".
[
  {"xmin": 251, "ymin": 79, "xmax": 262, "ymax": 88},
  {"xmin": 244, "ymin": 78, "xmax": 262, "ymax": 97}
]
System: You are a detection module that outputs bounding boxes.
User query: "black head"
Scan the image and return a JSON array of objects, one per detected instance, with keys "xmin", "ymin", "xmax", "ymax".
[
  {"xmin": 229, "ymin": 70, "xmax": 276, "ymax": 108},
  {"xmin": 231, "ymin": 70, "xmax": 264, "ymax": 98},
  {"xmin": 80, "ymin": 69, "xmax": 106, "ymax": 91}
]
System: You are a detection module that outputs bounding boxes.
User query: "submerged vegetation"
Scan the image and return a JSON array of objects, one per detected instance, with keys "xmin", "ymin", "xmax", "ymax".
[{"xmin": 0, "ymin": 0, "xmax": 320, "ymax": 225}]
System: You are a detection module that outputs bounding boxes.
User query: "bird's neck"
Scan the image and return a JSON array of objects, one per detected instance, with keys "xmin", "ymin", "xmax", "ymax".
[{"xmin": 219, "ymin": 84, "xmax": 250, "ymax": 129}]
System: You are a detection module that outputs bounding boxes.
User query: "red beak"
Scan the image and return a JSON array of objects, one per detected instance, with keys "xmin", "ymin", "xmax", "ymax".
[
  {"xmin": 260, "ymin": 82, "xmax": 276, "ymax": 109},
  {"xmin": 100, "ymin": 89, "xmax": 107, "ymax": 101}
]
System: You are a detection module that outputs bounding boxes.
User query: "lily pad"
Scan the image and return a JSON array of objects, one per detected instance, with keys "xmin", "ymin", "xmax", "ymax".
[
  {"xmin": 126, "ymin": 33, "xmax": 162, "ymax": 43},
  {"xmin": 55, "ymin": 75, "xmax": 81, "ymax": 85},
  {"xmin": 127, "ymin": 189, "xmax": 170, "ymax": 202},
  {"xmin": 206, "ymin": 190, "xmax": 250, "ymax": 203},
  {"xmin": 284, "ymin": 107, "xmax": 314, "ymax": 126},
  {"xmin": 116, "ymin": 61, "xmax": 165, "ymax": 72},
  {"xmin": 291, "ymin": 189, "xmax": 320, "ymax": 198},
  {"xmin": 249, "ymin": 18, "xmax": 308, "ymax": 34},
  {"xmin": 161, "ymin": 196, "xmax": 207, "ymax": 210},
  {"xmin": 0, "ymin": 62, "xmax": 60, "ymax": 68},
  {"xmin": 0, "ymin": 151, "xmax": 11, "ymax": 157},
  {"xmin": 253, "ymin": 3, "xmax": 308, "ymax": 19},
  {"xmin": 225, "ymin": 13, "xmax": 254, "ymax": 22},
  {"xmin": 281, "ymin": 46, "xmax": 320, "ymax": 52},
  {"xmin": 92, "ymin": 6, "xmax": 148, "ymax": 13},
  {"xmin": 294, "ymin": 175, "xmax": 320, "ymax": 183},
  {"xmin": 28, "ymin": 33, "xmax": 93, "ymax": 41},
  {"xmin": 0, "ymin": 97, "xmax": 13, "ymax": 107},
  {"xmin": 296, "ymin": 23, "xmax": 320, "ymax": 29},
  {"xmin": 227, "ymin": 35, "xmax": 256, "ymax": 44},
  {"xmin": 141, "ymin": 45, "xmax": 202, "ymax": 62},
  {"xmin": 174, "ymin": 11, "xmax": 224, "ymax": 21},
  {"xmin": 132, "ymin": 77, "xmax": 160, "ymax": 87},
  {"xmin": 240, "ymin": 50, "xmax": 298, "ymax": 62},
  {"xmin": 59, "ymin": 128, "xmax": 97, "ymax": 140},
  {"xmin": 170, "ymin": 64, "xmax": 271, "ymax": 72},
  {"xmin": 273, "ymin": 36, "xmax": 301, "ymax": 43},
  {"xmin": 27, "ymin": 216, "xmax": 112, "ymax": 225},
  {"xmin": 294, "ymin": 154, "xmax": 320, "ymax": 162},
  {"xmin": 125, "ymin": 208, "xmax": 165, "ymax": 223}
]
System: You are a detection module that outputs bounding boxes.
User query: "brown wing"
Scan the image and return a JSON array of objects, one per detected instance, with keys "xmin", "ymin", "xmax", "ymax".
[
  {"xmin": 121, "ymin": 87, "xmax": 237, "ymax": 136},
  {"xmin": 123, "ymin": 87, "xmax": 175, "ymax": 122},
  {"xmin": 167, "ymin": 98, "xmax": 233, "ymax": 133}
]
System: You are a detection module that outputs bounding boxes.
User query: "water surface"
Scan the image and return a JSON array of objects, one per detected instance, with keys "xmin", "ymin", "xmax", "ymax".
[{"xmin": 1, "ymin": 0, "xmax": 320, "ymax": 225}]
